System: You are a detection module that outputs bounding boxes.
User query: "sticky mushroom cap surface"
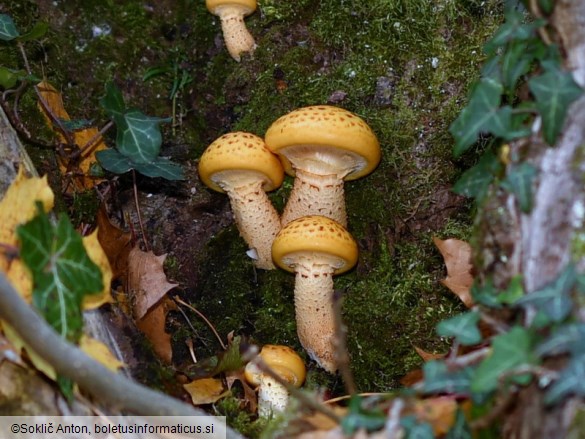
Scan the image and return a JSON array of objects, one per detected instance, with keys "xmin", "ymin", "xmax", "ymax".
[
  {"xmin": 264, "ymin": 105, "xmax": 381, "ymax": 180},
  {"xmin": 206, "ymin": 0, "xmax": 257, "ymax": 15},
  {"xmin": 198, "ymin": 132, "xmax": 284, "ymax": 193},
  {"xmin": 272, "ymin": 215, "xmax": 358, "ymax": 275},
  {"xmin": 244, "ymin": 345, "xmax": 306, "ymax": 387}
]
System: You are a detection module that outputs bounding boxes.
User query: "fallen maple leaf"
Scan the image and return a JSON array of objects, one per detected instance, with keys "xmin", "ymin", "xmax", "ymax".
[
  {"xmin": 433, "ymin": 237, "xmax": 474, "ymax": 307},
  {"xmin": 127, "ymin": 246, "xmax": 178, "ymax": 320},
  {"xmin": 226, "ymin": 370, "xmax": 258, "ymax": 414},
  {"xmin": 136, "ymin": 297, "xmax": 175, "ymax": 363},
  {"xmin": 96, "ymin": 206, "xmax": 132, "ymax": 282},
  {"xmin": 37, "ymin": 81, "xmax": 106, "ymax": 191},
  {"xmin": 184, "ymin": 377, "xmax": 229, "ymax": 405}
]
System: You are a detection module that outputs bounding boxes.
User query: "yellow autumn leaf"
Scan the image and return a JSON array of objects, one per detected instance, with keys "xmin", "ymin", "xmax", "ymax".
[
  {"xmin": 0, "ymin": 169, "xmax": 54, "ymax": 273},
  {"xmin": 3, "ymin": 323, "xmax": 56, "ymax": 380},
  {"xmin": 82, "ymin": 230, "xmax": 114, "ymax": 310},
  {"xmin": 79, "ymin": 335, "xmax": 124, "ymax": 372},
  {"xmin": 184, "ymin": 378, "xmax": 229, "ymax": 405},
  {"xmin": 37, "ymin": 80, "xmax": 106, "ymax": 191}
]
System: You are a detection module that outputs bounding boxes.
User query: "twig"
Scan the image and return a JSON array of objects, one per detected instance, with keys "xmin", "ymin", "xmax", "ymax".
[
  {"xmin": 332, "ymin": 288, "xmax": 357, "ymax": 395},
  {"xmin": 470, "ymin": 389, "xmax": 516, "ymax": 430},
  {"xmin": 243, "ymin": 345, "xmax": 343, "ymax": 424},
  {"xmin": 445, "ymin": 346, "xmax": 491, "ymax": 368},
  {"xmin": 132, "ymin": 169, "xmax": 150, "ymax": 252},
  {"xmin": 477, "ymin": 308, "xmax": 510, "ymax": 334},
  {"xmin": 174, "ymin": 296, "xmax": 226, "ymax": 350},
  {"xmin": 0, "ymin": 272, "xmax": 243, "ymax": 439},
  {"xmin": 78, "ymin": 120, "xmax": 114, "ymax": 160}
]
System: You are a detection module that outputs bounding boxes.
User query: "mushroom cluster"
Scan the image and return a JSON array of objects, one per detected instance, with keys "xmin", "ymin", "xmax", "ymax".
[{"xmin": 198, "ymin": 105, "xmax": 380, "ymax": 375}]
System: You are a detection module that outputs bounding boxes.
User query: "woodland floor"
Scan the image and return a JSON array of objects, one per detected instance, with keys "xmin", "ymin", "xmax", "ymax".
[{"xmin": 0, "ymin": 0, "xmax": 504, "ymax": 435}]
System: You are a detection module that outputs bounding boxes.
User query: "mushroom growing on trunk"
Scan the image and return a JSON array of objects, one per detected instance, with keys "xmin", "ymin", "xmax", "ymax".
[
  {"xmin": 244, "ymin": 344, "xmax": 306, "ymax": 417},
  {"xmin": 264, "ymin": 105, "xmax": 381, "ymax": 227},
  {"xmin": 271, "ymin": 215, "xmax": 358, "ymax": 372},
  {"xmin": 198, "ymin": 132, "xmax": 284, "ymax": 269},
  {"xmin": 206, "ymin": 0, "xmax": 257, "ymax": 61}
]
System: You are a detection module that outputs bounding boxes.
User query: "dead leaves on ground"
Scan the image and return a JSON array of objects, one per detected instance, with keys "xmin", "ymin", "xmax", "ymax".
[
  {"xmin": 0, "ymin": 171, "xmax": 122, "ymax": 379},
  {"xmin": 433, "ymin": 237, "xmax": 474, "ymax": 307},
  {"xmin": 37, "ymin": 80, "xmax": 106, "ymax": 192}
]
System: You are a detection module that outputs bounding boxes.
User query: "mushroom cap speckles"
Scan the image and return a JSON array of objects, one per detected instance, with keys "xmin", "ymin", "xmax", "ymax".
[
  {"xmin": 272, "ymin": 215, "xmax": 358, "ymax": 275},
  {"xmin": 206, "ymin": 0, "xmax": 257, "ymax": 15},
  {"xmin": 244, "ymin": 345, "xmax": 306, "ymax": 387},
  {"xmin": 264, "ymin": 105, "xmax": 381, "ymax": 180},
  {"xmin": 198, "ymin": 132, "xmax": 284, "ymax": 193}
]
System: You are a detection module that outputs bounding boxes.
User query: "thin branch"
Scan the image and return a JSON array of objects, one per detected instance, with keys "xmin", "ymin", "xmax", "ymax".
[
  {"xmin": 174, "ymin": 296, "xmax": 226, "ymax": 350},
  {"xmin": 0, "ymin": 272, "xmax": 243, "ymax": 439},
  {"xmin": 132, "ymin": 169, "xmax": 150, "ymax": 252}
]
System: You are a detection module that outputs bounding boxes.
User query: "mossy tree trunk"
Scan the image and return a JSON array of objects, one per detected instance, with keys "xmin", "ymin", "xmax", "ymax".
[{"xmin": 477, "ymin": 1, "xmax": 585, "ymax": 436}]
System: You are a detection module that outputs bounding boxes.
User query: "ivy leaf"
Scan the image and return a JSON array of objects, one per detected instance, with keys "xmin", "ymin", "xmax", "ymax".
[
  {"xmin": 445, "ymin": 410, "xmax": 472, "ymax": 439},
  {"xmin": 450, "ymin": 78, "xmax": 506, "ymax": 157},
  {"xmin": 341, "ymin": 395, "xmax": 386, "ymax": 435},
  {"xmin": 471, "ymin": 279, "xmax": 502, "ymax": 308},
  {"xmin": 400, "ymin": 416, "xmax": 434, "ymax": 439},
  {"xmin": 497, "ymin": 275, "xmax": 524, "ymax": 304},
  {"xmin": 529, "ymin": 67, "xmax": 583, "ymax": 145},
  {"xmin": 133, "ymin": 156, "xmax": 184, "ymax": 180},
  {"xmin": 96, "ymin": 149, "xmax": 134, "ymax": 174},
  {"xmin": 484, "ymin": 10, "xmax": 545, "ymax": 54},
  {"xmin": 500, "ymin": 40, "xmax": 533, "ymax": 91},
  {"xmin": 515, "ymin": 264, "xmax": 576, "ymax": 322},
  {"xmin": 437, "ymin": 311, "xmax": 481, "ymax": 346},
  {"xmin": 100, "ymin": 82, "xmax": 126, "ymax": 118},
  {"xmin": 17, "ymin": 21, "xmax": 48, "ymax": 42},
  {"xmin": 471, "ymin": 326, "xmax": 535, "ymax": 394},
  {"xmin": 0, "ymin": 67, "xmax": 22, "ymax": 89},
  {"xmin": 545, "ymin": 354, "xmax": 585, "ymax": 405},
  {"xmin": 453, "ymin": 150, "xmax": 502, "ymax": 200},
  {"xmin": 500, "ymin": 162, "xmax": 537, "ymax": 213},
  {"xmin": 422, "ymin": 360, "xmax": 473, "ymax": 394},
  {"xmin": 537, "ymin": 323, "xmax": 585, "ymax": 358},
  {"xmin": 0, "ymin": 14, "xmax": 19, "ymax": 41},
  {"xmin": 17, "ymin": 205, "xmax": 103, "ymax": 342},
  {"xmin": 115, "ymin": 110, "xmax": 169, "ymax": 163}
]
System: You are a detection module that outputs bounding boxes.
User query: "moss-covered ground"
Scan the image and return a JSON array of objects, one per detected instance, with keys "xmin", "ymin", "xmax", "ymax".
[{"xmin": 1, "ymin": 0, "xmax": 503, "ymax": 435}]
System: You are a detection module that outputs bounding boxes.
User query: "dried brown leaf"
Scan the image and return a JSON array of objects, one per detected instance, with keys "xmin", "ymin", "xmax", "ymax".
[
  {"xmin": 414, "ymin": 346, "xmax": 446, "ymax": 362},
  {"xmin": 136, "ymin": 297, "xmax": 176, "ymax": 364},
  {"xmin": 127, "ymin": 246, "xmax": 178, "ymax": 320},
  {"xmin": 96, "ymin": 206, "xmax": 132, "ymax": 282},
  {"xmin": 184, "ymin": 377, "xmax": 229, "ymax": 405},
  {"xmin": 433, "ymin": 237, "xmax": 474, "ymax": 307}
]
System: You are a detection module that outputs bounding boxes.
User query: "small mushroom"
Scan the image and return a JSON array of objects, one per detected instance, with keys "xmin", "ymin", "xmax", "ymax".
[
  {"xmin": 198, "ymin": 132, "xmax": 284, "ymax": 269},
  {"xmin": 271, "ymin": 215, "xmax": 358, "ymax": 372},
  {"xmin": 264, "ymin": 105, "xmax": 381, "ymax": 227},
  {"xmin": 206, "ymin": 0, "xmax": 257, "ymax": 61},
  {"xmin": 244, "ymin": 344, "xmax": 306, "ymax": 417}
]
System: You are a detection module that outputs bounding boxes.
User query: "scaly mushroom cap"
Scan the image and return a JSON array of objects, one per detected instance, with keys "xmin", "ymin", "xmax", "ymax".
[
  {"xmin": 264, "ymin": 105, "xmax": 381, "ymax": 181},
  {"xmin": 206, "ymin": 0, "xmax": 257, "ymax": 16},
  {"xmin": 272, "ymin": 215, "xmax": 358, "ymax": 275},
  {"xmin": 198, "ymin": 132, "xmax": 284, "ymax": 193},
  {"xmin": 244, "ymin": 345, "xmax": 306, "ymax": 388}
]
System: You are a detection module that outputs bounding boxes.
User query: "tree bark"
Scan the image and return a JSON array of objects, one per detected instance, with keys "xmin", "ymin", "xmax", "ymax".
[{"xmin": 486, "ymin": 2, "xmax": 585, "ymax": 437}]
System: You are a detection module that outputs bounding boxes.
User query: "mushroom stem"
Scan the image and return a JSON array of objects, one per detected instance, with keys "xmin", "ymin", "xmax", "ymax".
[
  {"xmin": 223, "ymin": 180, "xmax": 281, "ymax": 270},
  {"xmin": 282, "ymin": 169, "xmax": 347, "ymax": 227},
  {"xmin": 293, "ymin": 259, "xmax": 337, "ymax": 373},
  {"xmin": 257, "ymin": 375, "xmax": 289, "ymax": 417},
  {"xmin": 215, "ymin": 5, "xmax": 256, "ymax": 61}
]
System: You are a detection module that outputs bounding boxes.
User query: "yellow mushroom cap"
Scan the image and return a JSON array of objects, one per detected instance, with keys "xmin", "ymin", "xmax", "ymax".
[
  {"xmin": 206, "ymin": 0, "xmax": 257, "ymax": 15},
  {"xmin": 198, "ymin": 132, "xmax": 284, "ymax": 193},
  {"xmin": 272, "ymin": 215, "xmax": 358, "ymax": 275},
  {"xmin": 244, "ymin": 345, "xmax": 306, "ymax": 387},
  {"xmin": 264, "ymin": 105, "xmax": 381, "ymax": 180}
]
